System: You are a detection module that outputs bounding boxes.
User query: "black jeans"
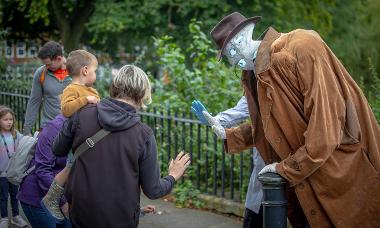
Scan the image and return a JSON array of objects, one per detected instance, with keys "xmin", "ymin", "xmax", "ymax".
[
  {"xmin": 243, "ymin": 206, "xmax": 263, "ymax": 228},
  {"xmin": 0, "ymin": 177, "xmax": 19, "ymax": 218}
]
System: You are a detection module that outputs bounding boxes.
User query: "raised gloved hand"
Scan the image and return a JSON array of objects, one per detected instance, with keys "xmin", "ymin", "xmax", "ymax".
[
  {"xmin": 258, "ymin": 162, "xmax": 279, "ymax": 175},
  {"xmin": 202, "ymin": 111, "xmax": 226, "ymax": 139},
  {"xmin": 191, "ymin": 100, "xmax": 210, "ymax": 125}
]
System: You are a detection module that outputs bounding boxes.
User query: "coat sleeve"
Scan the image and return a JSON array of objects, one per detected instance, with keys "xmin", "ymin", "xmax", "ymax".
[
  {"xmin": 34, "ymin": 126, "xmax": 67, "ymax": 206},
  {"xmin": 53, "ymin": 113, "xmax": 78, "ymax": 157},
  {"xmin": 276, "ymin": 39, "xmax": 346, "ymax": 185},
  {"xmin": 139, "ymin": 133, "xmax": 175, "ymax": 199},
  {"xmin": 34, "ymin": 132, "xmax": 59, "ymax": 193},
  {"xmin": 224, "ymin": 122, "xmax": 255, "ymax": 154}
]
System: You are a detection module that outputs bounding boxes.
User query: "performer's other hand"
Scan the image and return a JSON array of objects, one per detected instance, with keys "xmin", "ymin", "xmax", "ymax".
[
  {"xmin": 203, "ymin": 111, "xmax": 226, "ymax": 139},
  {"xmin": 258, "ymin": 162, "xmax": 279, "ymax": 175}
]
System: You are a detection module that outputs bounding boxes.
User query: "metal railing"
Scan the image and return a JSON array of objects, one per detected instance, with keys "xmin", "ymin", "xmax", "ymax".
[{"xmin": 0, "ymin": 88, "xmax": 253, "ymax": 202}]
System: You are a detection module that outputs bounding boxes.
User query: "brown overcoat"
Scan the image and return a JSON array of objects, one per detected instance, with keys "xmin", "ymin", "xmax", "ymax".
[{"xmin": 225, "ymin": 27, "xmax": 380, "ymax": 227}]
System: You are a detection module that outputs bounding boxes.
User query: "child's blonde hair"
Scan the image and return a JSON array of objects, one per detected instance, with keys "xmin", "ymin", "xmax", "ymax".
[
  {"xmin": 66, "ymin": 49, "xmax": 97, "ymax": 77},
  {"xmin": 0, "ymin": 105, "xmax": 16, "ymax": 137}
]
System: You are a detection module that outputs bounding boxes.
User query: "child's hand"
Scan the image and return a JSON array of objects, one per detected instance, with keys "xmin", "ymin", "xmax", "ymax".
[
  {"xmin": 86, "ymin": 96, "xmax": 99, "ymax": 104},
  {"xmin": 142, "ymin": 205, "xmax": 156, "ymax": 214}
]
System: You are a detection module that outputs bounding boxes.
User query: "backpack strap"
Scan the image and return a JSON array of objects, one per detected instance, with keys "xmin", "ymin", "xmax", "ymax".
[
  {"xmin": 39, "ymin": 66, "xmax": 47, "ymax": 92},
  {"xmin": 25, "ymin": 165, "xmax": 35, "ymax": 175},
  {"xmin": 73, "ymin": 129, "xmax": 110, "ymax": 160}
]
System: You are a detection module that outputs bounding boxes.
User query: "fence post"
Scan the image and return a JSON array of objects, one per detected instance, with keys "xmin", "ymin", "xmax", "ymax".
[{"xmin": 258, "ymin": 172, "xmax": 287, "ymax": 228}]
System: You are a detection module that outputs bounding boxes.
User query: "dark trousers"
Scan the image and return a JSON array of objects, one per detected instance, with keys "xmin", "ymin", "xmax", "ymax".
[
  {"xmin": 243, "ymin": 206, "xmax": 263, "ymax": 228},
  {"xmin": 0, "ymin": 177, "xmax": 19, "ymax": 218},
  {"xmin": 21, "ymin": 203, "xmax": 71, "ymax": 228}
]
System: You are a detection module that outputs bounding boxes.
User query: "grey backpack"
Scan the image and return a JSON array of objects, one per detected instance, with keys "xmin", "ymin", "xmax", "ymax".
[{"xmin": 6, "ymin": 132, "xmax": 39, "ymax": 185}]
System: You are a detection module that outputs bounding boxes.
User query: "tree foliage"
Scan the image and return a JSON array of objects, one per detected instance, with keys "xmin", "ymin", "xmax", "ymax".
[
  {"xmin": 4, "ymin": 0, "xmax": 95, "ymax": 52},
  {"xmin": 0, "ymin": 0, "xmax": 379, "ymax": 117},
  {"xmin": 0, "ymin": 31, "xmax": 7, "ymax": 73},
  {"xmin": 150, "ymin": 20, "xmax": 242, "ymax": 113}
]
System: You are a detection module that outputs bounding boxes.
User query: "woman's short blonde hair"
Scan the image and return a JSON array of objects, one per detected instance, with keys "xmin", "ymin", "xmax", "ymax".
[{"xmin": 109, "ymin": 65, "xmax": 152, "ymax": 108}]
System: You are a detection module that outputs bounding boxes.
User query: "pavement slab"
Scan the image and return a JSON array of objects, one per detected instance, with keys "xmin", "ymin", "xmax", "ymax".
[{"xmin": 139, "ymin": 195, "xmax": 242, "ymax": 228}]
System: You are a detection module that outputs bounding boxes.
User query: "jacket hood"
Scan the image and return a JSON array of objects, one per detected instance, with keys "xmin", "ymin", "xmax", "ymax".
[{"xmin": 97, "ymin": 98, "xmax": 140, "ymax": 131}]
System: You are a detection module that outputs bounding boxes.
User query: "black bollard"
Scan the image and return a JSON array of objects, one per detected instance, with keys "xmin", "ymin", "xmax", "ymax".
[{"xmin": 258, "ymin": 172, "xmax": 287, "ymax": 228}]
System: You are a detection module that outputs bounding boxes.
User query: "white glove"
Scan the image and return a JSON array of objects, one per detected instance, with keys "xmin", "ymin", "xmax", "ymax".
[
  {"xmin": 202, "ymin": 111, "xmax": 226, "ymax": 139},
  {"xmin": 258, "ymin": 162, "xmax": 279, "ymax": 175}
]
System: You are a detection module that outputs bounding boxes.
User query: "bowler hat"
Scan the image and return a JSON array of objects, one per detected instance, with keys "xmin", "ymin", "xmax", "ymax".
[{"xmin": 210, "ymin": 12, "xmax": 261, "ymax": 60}]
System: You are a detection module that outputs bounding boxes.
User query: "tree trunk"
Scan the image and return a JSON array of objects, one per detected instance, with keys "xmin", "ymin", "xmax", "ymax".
[
  {"xmin": 51, "ymin": 0, "xmax": 95, "ymax": 53},
  {"xmin": 61, "ymin": 23, "xmax": 86, "ymax": 53}
]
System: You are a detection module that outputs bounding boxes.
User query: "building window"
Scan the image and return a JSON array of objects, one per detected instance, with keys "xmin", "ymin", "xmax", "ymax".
[
  {"xmin": 28, "ymin": 44, "xmax": 37, "ymax": 58},
  {"xmin": 5, "ymin": 42, "xmax": 14, "ymax": 58},
  {"xmin": 16, "ymin": 41, "xmax": 26, "ymax": 58}
]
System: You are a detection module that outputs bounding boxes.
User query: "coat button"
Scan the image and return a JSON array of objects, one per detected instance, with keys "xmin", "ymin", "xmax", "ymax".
[
  {"xmin": 266, "ymin": 90, "xmax": 271, "ymax": 99},
  {"xmin": 275, "ymin": 137, "xmax": 281, "ymax": 143},
  {"xmin": 298, "ymin": 183, "xmax": 304, "ymax": 189},
  {"xmin": 311, "ymin": 209, "xmax": 317, "ymax": 216}
]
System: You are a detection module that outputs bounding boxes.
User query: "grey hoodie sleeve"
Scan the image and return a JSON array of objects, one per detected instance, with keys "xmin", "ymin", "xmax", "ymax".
[
  {"xmin": 139, "ymin": 133, "xmax": 175, "ymax": 200},
  {"xmin": 23, "ymin": 67, "xmax": 44, "ymax": 135}
]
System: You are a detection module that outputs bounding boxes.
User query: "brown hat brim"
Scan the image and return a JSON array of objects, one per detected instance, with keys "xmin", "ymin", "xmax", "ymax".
[{"xmin": 217, "ymin": 16, "xmax": 261, "ymax": 61}]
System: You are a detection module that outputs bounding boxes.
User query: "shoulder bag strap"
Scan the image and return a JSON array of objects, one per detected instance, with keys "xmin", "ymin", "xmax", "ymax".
[{"xmin": 73, "ymin": 129, "xmax": 110, "ymax": 160}]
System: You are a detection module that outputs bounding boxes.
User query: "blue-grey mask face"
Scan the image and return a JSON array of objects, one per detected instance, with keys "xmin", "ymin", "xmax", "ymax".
[{"xmin": 223, "ymin": 23, "xmax": 260, "ymax": 71}]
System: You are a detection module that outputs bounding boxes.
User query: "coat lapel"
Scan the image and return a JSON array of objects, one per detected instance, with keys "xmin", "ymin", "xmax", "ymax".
[{"xmin": 255, "ymin": 27, "xmax": 281, "ymax": 75}]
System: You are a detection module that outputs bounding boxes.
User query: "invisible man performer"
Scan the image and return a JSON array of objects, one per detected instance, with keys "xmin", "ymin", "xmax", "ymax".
[{"xmin": 197, "ymin": 12, "xmax": 380, "ymax": 227}]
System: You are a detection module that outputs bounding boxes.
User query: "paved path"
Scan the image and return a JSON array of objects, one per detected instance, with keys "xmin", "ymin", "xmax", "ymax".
[
  {"xmin": 139, "ymin": 195, "xmax": 242, "ymax": 228},
  {"xmin": 8, "ymin": 195, "xmax": 242, "ymax": 228}
]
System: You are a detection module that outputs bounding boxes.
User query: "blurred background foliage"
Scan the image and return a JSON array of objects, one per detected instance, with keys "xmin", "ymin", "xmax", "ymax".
[{"xmin": 0, "ymin": 0, "xmax": 379, "ymax": 118}]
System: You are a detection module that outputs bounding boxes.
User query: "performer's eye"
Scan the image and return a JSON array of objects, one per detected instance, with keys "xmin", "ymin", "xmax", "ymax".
[
  {"xmin": 229, "ymin": 48, "xmax": 237, "ymax": 57},
  {"xmin": 234, "ymin": 35, "xmax": 244, "ymax": 45},
  {"xmin": 238, "ymin": 59, "xmax": 246, "ymax": 68}
]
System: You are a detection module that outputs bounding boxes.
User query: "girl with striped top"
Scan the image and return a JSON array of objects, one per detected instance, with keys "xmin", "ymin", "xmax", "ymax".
[{"xmin": 0, "ymin": 106, "xmax": 28, "ymax": 228}]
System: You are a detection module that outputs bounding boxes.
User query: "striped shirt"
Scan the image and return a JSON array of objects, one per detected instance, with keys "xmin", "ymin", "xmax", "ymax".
[{"xmin": 0, "ymin": 131, "xmax": 22, "ymax": 176}]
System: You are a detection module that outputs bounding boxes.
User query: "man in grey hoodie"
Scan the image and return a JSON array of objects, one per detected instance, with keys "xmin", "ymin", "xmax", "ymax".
[{"xmin": 23, "ymin": 41, "xmax": 71, "ymax": 135}]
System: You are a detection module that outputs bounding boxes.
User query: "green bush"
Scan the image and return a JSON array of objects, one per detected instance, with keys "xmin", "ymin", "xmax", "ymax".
[
  {"xmin": 173, "ymin": 178, "xmax": 204, "ymax": 209},
  {"xmin": 151, "ymin": 20, "xmax": 242, "ymax": 113},
  {"xmin": 366, "ymin": 58, "xmax": 380, "ymax": 122},
  {"xmin": 149, "ymin": 20, "xmax": 251, "ymax": 203}
]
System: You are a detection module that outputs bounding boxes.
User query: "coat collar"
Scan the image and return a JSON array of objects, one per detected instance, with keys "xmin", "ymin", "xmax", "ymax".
[{"xmin": 254, "ymin": 27, "xmax": 281, "ymax": 75}]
